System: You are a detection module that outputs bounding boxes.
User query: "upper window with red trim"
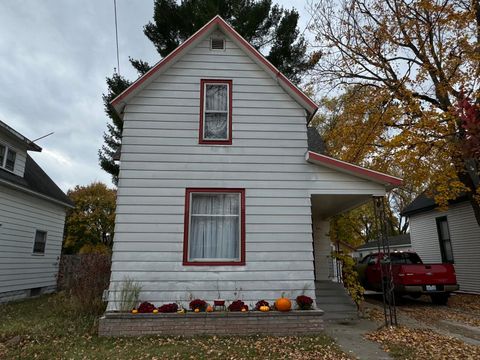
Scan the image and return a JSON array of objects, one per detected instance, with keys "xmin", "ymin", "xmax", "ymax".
[
  {"xmin": 183, "ymin": 188, "xmax": 245, "ymax": 265},
  {"xmin": 199, "ymin": 79, "xmax": 232, "ymax": 144}
]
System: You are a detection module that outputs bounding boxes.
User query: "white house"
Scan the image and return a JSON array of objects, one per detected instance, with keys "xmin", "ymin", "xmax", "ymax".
[
  {"xmin": 0, "ymin": 120, "xmax": 73, "ymax": 302},
  {"xmin": 106, "ymin": 16, "xmax": 402, "ymax": 312},
  {"xmin": 402, "ymin": 192, "xmax": 480, "ymax": 294},
  {"xmin": 353, "ymin": 234, "xmax": 412, "ymax": 260}
]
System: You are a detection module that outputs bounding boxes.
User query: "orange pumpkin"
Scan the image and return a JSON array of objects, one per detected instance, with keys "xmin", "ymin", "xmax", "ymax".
[
  {"xmin": 206, "ymin": 305, "xmax": 214, "ymax": 312},
  {"xmin": 275, "ymin": 297, "xmax": 291, "ymax": 312}
]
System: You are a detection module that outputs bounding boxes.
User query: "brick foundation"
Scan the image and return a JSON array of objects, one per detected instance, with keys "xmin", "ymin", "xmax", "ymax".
[{"xmin": 98, "ymin": 310, "xmax": 324, "ymax": 337}]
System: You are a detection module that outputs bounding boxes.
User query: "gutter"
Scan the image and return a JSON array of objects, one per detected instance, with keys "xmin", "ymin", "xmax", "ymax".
[{"xmin": 0, "ymin": 178, "xmax": 74, "ymax": 209}]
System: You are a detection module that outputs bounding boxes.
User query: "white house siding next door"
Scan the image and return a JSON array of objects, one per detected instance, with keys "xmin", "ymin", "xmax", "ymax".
[
  {"xmin": 0, "ymin": 185, "xmax": 66, "ymax": 300},
  {"xmin": 410, "ymin": 203, "xmax": 480, "ymax": 294}
]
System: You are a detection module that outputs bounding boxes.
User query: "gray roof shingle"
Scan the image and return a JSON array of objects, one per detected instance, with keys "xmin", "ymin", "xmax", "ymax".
[
  {"xmin": 356, "ymin": 233, "xmax": 411, "ymax": 251},
  {"xmin": 0, "ymin": 155, "xmax": 73, "ymax": 207}
]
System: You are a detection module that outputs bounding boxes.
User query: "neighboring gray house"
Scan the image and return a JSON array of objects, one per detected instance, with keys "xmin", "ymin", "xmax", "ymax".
[
  {"xmin": 0, "ymin": 120, "xmax": 73, "ymax": 302},
  {"xmin": 106, "ymin": 16, "xmax": 402, "ymax": 312},
  {"xmin": 402, "ymin": 193, "xmax": 480, "ymax": 294},
  {"xmin": 354, "ymin": 234, "xmax": 412, "ymax": 259}
]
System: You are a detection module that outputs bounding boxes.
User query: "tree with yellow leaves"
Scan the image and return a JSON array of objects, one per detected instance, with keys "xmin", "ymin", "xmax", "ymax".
[
  {"xmin": 63, "ymin": 182, "xmax": 116, "ymax": 254},
  {"xmin": 311, "ymin": 0, "xmax": 480, "ymax": 225}
]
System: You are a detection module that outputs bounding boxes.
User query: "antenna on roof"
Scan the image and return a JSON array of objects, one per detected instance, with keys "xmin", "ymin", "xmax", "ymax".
[
  {"xmin": 32, "ymin": 132, "xmax": 54, "ymax": 143},
  {"xmin": 113, "ymin": 0, "xmax": 121, "ymax": 74}
]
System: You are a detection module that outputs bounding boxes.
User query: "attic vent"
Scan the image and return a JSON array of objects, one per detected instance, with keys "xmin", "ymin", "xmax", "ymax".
[{"xmin": 211, "ymin": 38, "xmax": 225, "ymax": 50}]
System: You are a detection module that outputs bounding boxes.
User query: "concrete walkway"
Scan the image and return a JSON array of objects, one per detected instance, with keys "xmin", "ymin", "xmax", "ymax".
[{"xmin": 324, "ymin": 319, "xmax": 392, "ymax": 360}]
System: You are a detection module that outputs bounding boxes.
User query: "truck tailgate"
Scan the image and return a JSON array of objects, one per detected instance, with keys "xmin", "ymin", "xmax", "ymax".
[{"xmin": 394, "ymin": 264, "xmax": 457, "ymax": 286}]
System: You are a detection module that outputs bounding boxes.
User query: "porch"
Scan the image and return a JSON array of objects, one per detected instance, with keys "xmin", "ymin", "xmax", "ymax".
[{"xmin": 311, "ymin": 193, "xmax": 376, "ymax": 320}]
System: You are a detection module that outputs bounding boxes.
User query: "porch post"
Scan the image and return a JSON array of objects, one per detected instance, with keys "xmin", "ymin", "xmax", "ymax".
[
  {"xmin": 373, "ymin": 196, "xmax": 398, "ymax": 327},
  {"xmin": 312, "ymin": 217, "xmax": 331, "ymax": 281}
]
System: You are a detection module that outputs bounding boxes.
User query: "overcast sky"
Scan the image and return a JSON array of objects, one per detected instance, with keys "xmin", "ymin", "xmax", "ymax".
[{"xmin": 0, "ymin": 0, "xmax": 311, "ymax": 192}]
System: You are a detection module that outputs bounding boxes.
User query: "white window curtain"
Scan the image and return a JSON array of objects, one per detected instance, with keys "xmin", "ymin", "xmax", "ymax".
[
  {"xmin": 204, "ymin": 84, "xmax": 228, "ymax": 139},
  {"xmin": 189, "ymin": 193, "xmax": 240, "ymax": 260}
]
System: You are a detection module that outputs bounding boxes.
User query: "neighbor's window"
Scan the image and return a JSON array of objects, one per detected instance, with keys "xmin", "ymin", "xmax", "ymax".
[
  {"xmin": 199, "ymin": 79, "xmax": 232, "ymax": 144},
  {"xmin": 5, "ymin": 148, "xmax": 16, "ymax": 171},
  {"xmin": 33, "ymin": 230, "xmax": 47, "ymax": 254},
  {"xmin": 436, "ymin": 217, "xmax": 454, "ymax": 263},
  {"xmin": 0, "ymin": 144, "xmax": 16, "ymax": 172},
  {"xmin": 183, "ymin": 188, "xmax": 245, "ymax": 265},
  {"xmin": 0, "ymin": 144, "xmax": 5, "ymax": 167}
]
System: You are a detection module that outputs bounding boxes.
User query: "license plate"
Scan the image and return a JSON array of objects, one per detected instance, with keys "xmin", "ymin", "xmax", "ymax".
[{"xmin": 426, "ymin": 285, "xmax": 437, "ymax": 291}]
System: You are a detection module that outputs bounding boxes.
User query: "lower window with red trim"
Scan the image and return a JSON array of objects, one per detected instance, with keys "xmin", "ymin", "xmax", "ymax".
[{"xmin": 183, "ymin": 188, "xmax": 245, "ymax": 266}]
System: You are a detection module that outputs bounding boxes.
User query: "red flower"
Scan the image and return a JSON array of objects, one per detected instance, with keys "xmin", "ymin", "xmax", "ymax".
[
  {"xmin": 189, "ymin": 299, "xmax": 207, "ymax": 311},
  {"xmin": 137, "ymin": 301, "xmax": 156, "ymax": 313},
  {"xmin": 158, "ymin": 303, "xmax": 179, "ymax": 313},
  {"xmin": 296, "ymin": 295, "xmax": 313, "ymax": 310}
]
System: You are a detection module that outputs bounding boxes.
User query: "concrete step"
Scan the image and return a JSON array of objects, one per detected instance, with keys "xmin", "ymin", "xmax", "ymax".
[
  {"xmin": 317, "ymin": 304, "xmax": 358, "ymax": 313},
  {"xmin": 316, "ymin": 290, "xmax": 352, "ymax": 297},
  {"xmin": 315, "ymin": 281, "xmax": 358, "ymax": 321},
  {"xmin": 315, "ymin": 281, "xmax": 346, "ymax": 289},
  {"xmin": 317, "ymin": 300, "xmax": 356, "ymax": 307},
  {"xmin": 323, "ymin": 312, "xmax": 358, "ymax": 321}
]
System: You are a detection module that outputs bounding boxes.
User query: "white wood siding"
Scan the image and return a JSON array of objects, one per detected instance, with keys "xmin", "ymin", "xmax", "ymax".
[
  {"xmin": 409, "ymin": 203, "xmax": 480, "ymax": 293},
  {"xmin": 0, "ymin": 132, "xmax": 28, "ymax": 178},
  {"xmin": 109, "ymin": 30, "xmax": 387, "ymax": 309},
  {"xmin": 0, "ymin": 184, "xmax": 66, "ymax": 296}
]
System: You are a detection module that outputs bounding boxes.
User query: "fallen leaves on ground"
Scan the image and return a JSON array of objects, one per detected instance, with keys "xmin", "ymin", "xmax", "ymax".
[
  {"xmin": 401, "ymin": 304, "xmax": 480, "ymax": 328},
  {"xmin": 448, "ymin": 294, "xmax": 480, "ymax": 316},
  {"xmin": 365, "ymin": 326, "xmax": 480, "ymax": 360},
  {"xmin": 365, "ymin": 294, "xmax": 480, "ymax": 328},
  {"xmin": 0, "ymin": 294, "xmax": 353, "ymax": 360}
]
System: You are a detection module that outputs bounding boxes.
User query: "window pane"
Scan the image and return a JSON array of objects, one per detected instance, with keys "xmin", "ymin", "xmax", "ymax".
[
  {"xmin": 443, "ymin": 240, "xmax": 454, "ymax": 263},
  {"xmin": 33, "ymin": 231, "xmax": 47, "ymax": 254},
  {"xmin": 0, "ymin": 145, "xmax": 5, "ymax": 166},
  {"xmin": 6, "ymin": 149, "xmax": 16, "ymax": 171},
  {"xmin": 439, "ymin": 220, "xmax": 450, "ymax": 240},
  {"xmin": 204, "ymin": 113, "xmax": 228, "ymax": 139},
  {"xmin": 192, "ymin": 193, "xmax": 239, "ymax": 215},
  {"xmin": 205, "ymin": 84, "xmax": 227, "ymax": 111},
  {"xmin": 189, "ymin": 193, "xmax": 240, "ymax": 260}
]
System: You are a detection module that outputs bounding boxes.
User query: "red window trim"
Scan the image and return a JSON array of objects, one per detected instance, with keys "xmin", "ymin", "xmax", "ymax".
[
  {"xmin": 183, "ymin": 188, "xmax": 246, "ymax": 266},
  {"xmin": 199, "ymin": 79, "xmax": 233, "ymax": 145}
]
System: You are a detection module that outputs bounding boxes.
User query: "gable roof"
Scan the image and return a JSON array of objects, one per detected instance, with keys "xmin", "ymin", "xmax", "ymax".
[
  {"xmin": 0, "ymin": 119, "xmax": 42, "ymax": 152},
  {"xmin": 401, "ymin": 191, "xmax": 470, "ymax": 216},
  {"xmin": 305, "ymin": 151, "xmax": 403, "ymax": 188},
  {"xmin": 356, "ymin": 233, "xmax": 411, "ymax": 251},
  {"xmin": 111, "ymin": 15, "xmax": 318, "ymax": 120},
  {"xmin": 0, "ymin": 155, "xmax": 73, "ymax": 207}
]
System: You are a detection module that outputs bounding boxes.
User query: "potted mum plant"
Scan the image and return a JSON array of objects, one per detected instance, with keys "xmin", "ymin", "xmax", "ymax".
[
  {"xmin": 189, "ymin": 299, "xmax": 208, "ymax": 312},
  {"xmin": 296, "ymin": 295, "xmax": 313, "ymax": 310}
]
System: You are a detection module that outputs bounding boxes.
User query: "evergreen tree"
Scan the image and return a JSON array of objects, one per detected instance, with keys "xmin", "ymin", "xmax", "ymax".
[{"xmin": 100, "ymin": 0, "xmax": 317, "ymax": 184}]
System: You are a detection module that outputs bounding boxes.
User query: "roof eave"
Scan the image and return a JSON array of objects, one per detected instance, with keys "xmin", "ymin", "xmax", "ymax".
[
  {"xmin": 306, "ymin": 151, "xmax": 403, "ymax": 188},
  {"xmin": 0, "ymin": 178, "xmax": 74, "ymax": 208},
  {"xmin": 110, "ymin": 15, "xmax": 319, "ymax": 118},
  {"xmin": 0, "ymin": 120, "xmax": 42, "ymax": 152}
]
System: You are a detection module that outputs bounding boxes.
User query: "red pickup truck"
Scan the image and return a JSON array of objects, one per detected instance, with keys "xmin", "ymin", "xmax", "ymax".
[{"xmin": 357, "ymin": 252, "xmax": 459, "ymax": 305}]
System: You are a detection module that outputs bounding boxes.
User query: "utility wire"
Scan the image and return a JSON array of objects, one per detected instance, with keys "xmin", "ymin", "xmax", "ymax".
[{"xmin": 113, "ymin": 0, "xmax": 120, "ymax": 74}]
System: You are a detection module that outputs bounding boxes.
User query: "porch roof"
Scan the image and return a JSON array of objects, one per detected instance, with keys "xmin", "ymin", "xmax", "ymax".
[{"xmin": 306, "ymin": 151, "xmax": 403, "ymax": 189}]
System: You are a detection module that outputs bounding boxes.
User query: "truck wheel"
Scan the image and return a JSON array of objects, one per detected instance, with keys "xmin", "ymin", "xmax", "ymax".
[{"xmin": 430, "ymin": 294, "xmax": 449, "ymax": 305}]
